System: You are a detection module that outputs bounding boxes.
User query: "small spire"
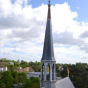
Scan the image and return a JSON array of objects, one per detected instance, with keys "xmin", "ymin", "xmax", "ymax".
[
  {"xmin": 67, "ymin": 67, "xmax": 70, "ymax": 77},
  {"xmin": 47, "ymin": 0, "xmax": 51, "ymax": 19}
]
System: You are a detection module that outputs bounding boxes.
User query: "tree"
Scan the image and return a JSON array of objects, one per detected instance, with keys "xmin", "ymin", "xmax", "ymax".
[
  {"xmin": 33, "ymin": 65, "xmax": 41, "ymax": 72},
  {"xmin": 29, "ymin": 61, "xmax": 41, "ymax": 72},
  {"xmin": 0, "ymin": 71, "xmax": 13, "ymax": 88},
  {"xmin": 11, "ymin": 71, "xmax": 18, "ymax": 84},
  {"xmin": 22, "ymin": 77, "xmax": 40, "ymax": 88},
  {"xmin": 9, "ymin": 65, "xmax": 14, "ymax": 72},
  {"xmin": 76, "ymin": 63, "xmax": 87, "ymax": 67},
  {"xmin": 0, "ymin": 83, "xmax": 6, "ymax": 88},
  {"xmin": 60, "ymin": 65, "xmax": 88, "ymax": 88},
  {"xmin": 20, "ymin": 61, "xmax": 29, "ymax": 68},
  {"xmin": 4, "ymin": 62, "xmax": 9, "ymax": 67},
  {"xmin": 18, "ymin": 72, "xmax": 27, "ymax": 83},
  {"xmin": 14, "ymin": 62, "xmax": 20, "ymax": 67}
]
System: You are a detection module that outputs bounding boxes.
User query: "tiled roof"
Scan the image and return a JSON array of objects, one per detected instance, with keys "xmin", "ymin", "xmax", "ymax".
[{"xmin": 0, "ymin": 66, "xmax": 7, "ymax": 68}]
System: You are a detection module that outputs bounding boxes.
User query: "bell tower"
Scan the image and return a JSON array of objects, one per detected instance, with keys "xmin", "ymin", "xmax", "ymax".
[{"xmin": 40, "ymin": 0, "xmax": 56, "ymax": 88}]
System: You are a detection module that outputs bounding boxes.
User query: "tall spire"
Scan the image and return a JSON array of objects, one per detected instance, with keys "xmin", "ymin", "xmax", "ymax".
[
  {"xmin": 41, "ymin": 0, "xmax": 56, "ymax": 84},
  {"xmin": 47, "ymin": 0, "xmax": 51, "ymax": 19},
  {"xmin": 41, "ymin": 0, "xmax": 55, "ymax": 61}
]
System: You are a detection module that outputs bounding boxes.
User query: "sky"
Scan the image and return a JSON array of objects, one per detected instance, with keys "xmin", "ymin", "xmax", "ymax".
[{"xmin": 0, "ymin": 0, "xmax": 88, "ymax": 64}]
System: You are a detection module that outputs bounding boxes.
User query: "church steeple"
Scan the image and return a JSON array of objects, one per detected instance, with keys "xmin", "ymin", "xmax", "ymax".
[
  {"xmin": 41, "ymin": 0, "xmax": 55, "ymax": 61},
  {"xmin": 40, "ymin": 1, "xmax": 75, "ymax": 88},
  {"xmin": 41, "ymin": 0, "xmax": 56, "ymax": 85}
]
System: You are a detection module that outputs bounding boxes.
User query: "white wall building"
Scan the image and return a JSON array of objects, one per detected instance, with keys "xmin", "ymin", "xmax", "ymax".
[{"xmin": 0, "ymin": 66, "xmax": 7, "ymax": 72}]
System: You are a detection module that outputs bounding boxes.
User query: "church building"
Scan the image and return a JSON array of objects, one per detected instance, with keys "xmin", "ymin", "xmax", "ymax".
[
  {"xmin": 40, "ymin": 0, "xmax": 75, "ymax": 88},
  {"xmin": 26, "ymin": 0, "xmax": 75, "ymax": 88}
]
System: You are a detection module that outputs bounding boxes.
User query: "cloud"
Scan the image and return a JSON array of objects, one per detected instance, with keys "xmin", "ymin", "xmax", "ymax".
[
  {"xmin": 80, "ymin": 31, "xmax": 88, "ymax": 38},
  {"xmin": 79, "ymin": 44, "xmax": 88, "ymax": 53},
  {"xmin": 0, "ymin": 0, "xmax": 88, "ymax": 63},
  {"xmin": 53, "ymin": 31, "xmax": 83, "ymax": 45},
  {"xmin": 7, "ymin": 26, "xmax": 43, "ymax": 42},
  {"xmin": 54, "ymin": 45, "xmax": 88, "ymax": 64}
]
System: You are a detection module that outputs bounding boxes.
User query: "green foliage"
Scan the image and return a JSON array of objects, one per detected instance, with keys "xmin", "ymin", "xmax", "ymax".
[
  {"xmin": 4, "ymin": 62, "xmax": 9, "ymax": 67},
  {"xmin": 59, "ymin": 65, "xmax": 88, "ymax": 88},
  {"xmin": 76, "ymin": 63, "xmax": 87, "ymax": 67},
  {"xmin": 22, "ymin": 77, "xmax": 40, "ymax": 88},
  {"xmin": 29, "ymin": 61, "xmax": 41, "ymax": 72},
  {"xmin": 56, "ymin": 64, "xmax": 60, "ymax": 73},
  {"xmin": 0, "ymin": 83, "xmax": 6, "ymax": 88},
  {"xmin": 1, "ymin": 58, "xmax": 88, "ymax": 88},
  {"xmin": 11, "ymin": 71, "xmax": 18, "ymax": 84},
  {"xmin": 0, "ymin": 71, "xmax": 28, "ymax": 88},
  {"xmin": 0, "ymin": 71, "xmax": 13, "ymax": 88},
  {"xmin": 14, "ymin": 62, "xmax": 20, "ymax": 67},
  {"xmin": 20, "ymin": 61, "xmax": 29, "ymax": 68},
  {"xmin": 0, "ymin": 58, "xmax": 13, "ymax": 62},
  {"xmin": 9, "ymin": 65, "xmax": 14, "ymax": 72},
  {"xmin": 18, "ymin": 72, "xmax": 27, "ymax": 83},
  {"xmin": 0, "ymin": 58, "xmax": 42, "ymax": 72}
]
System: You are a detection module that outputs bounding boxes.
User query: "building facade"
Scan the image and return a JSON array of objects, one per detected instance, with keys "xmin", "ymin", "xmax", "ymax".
[{"xmin": 0, "ymin": 66, "xmax": 7, "ymax": 72}]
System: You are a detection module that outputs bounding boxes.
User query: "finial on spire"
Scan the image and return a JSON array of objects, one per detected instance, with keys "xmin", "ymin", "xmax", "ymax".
[
  {"xmin": 47, "ymin": 0, "xmax": 51, "ymax": 19},
  {"xmin": 48, "ymin": 0, "xmax": 50, "ymax": 6},
  {"xmin": 48, "ymin": 0, "xmax": 50, "ymax": 4}
]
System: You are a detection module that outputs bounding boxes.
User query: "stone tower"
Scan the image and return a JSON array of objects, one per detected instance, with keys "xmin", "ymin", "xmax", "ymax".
[{"xmin": 40, "ymin": 0, "xmax": 56, "ymax": 88}]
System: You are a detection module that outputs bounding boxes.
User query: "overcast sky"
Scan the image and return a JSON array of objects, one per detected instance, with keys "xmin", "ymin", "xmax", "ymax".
[{"xmin": 0, "ymin": 0, "xmax": 88, "ymax": 64}]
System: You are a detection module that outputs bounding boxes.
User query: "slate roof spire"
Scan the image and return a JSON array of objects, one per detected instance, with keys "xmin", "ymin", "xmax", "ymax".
[{"xmin": 41, "ymin": 0, "xmax": 55, "ymax": 61}]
